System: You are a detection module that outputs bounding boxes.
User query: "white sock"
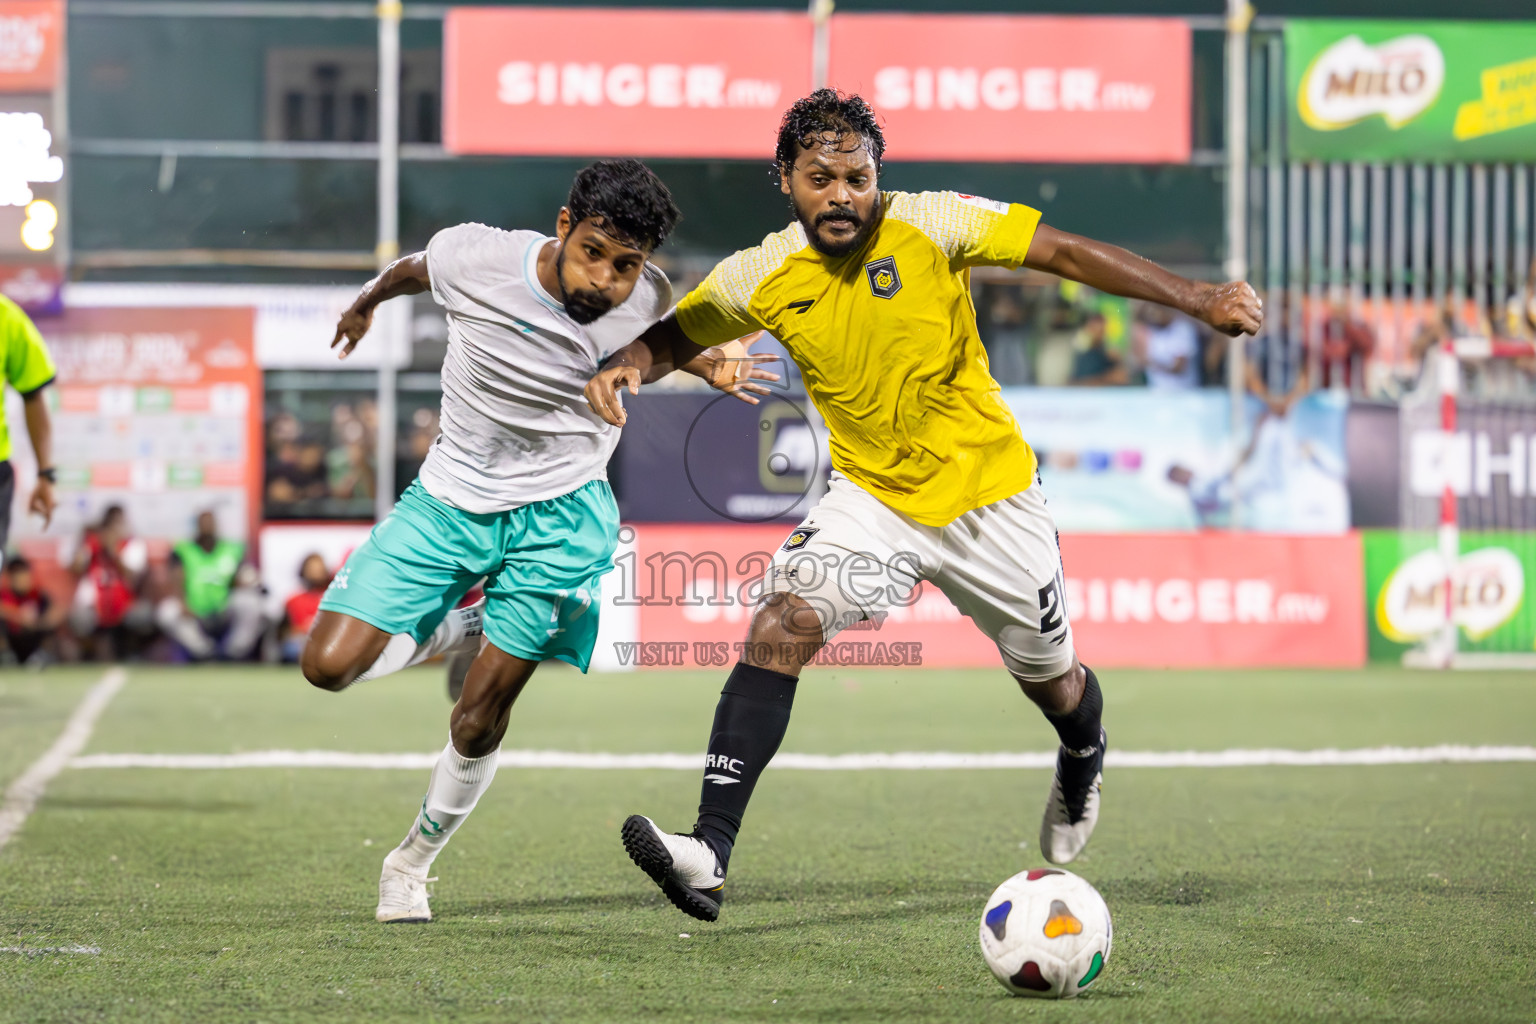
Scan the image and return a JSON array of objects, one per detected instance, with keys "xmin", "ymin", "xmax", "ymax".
[
  {"xmin": 391, "ymin": 739, "xmax": 500, "ymax": 872},
  {"xmin": 356, "ymin": 600, "xmax": 483, "ymax": 683}
]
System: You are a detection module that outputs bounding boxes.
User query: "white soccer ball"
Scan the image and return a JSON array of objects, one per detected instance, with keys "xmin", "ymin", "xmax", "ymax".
[{"xmin": 978, "ymin": 867, "xmax": 1112, "ymax": 998}]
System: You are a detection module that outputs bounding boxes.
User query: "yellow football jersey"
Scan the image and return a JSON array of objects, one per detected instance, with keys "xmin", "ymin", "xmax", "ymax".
[{"xmin": 675, "ymin": 190, "xmax": 1042, "ymax": 527}]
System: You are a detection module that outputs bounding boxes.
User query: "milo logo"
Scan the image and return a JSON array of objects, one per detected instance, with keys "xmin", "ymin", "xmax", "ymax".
[
  {"xmin": 1298, "ymin": 34, "xmax": 1445, "ymax": 131},
  {"xmin": 1375, "ymin": 546, "xmax": 1524, "ymax": 643}
]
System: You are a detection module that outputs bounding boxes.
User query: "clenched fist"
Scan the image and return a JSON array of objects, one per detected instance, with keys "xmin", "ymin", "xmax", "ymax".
[{"xmin": 1196, "ymin": 282, "xmax": 1264, "ymax": 337}]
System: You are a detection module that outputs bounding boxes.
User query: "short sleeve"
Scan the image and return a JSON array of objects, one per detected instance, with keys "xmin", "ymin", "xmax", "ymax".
[
  {"xmin": 884, "ymin": 191, "xmax": 1042, "ymax": 271},
  {"xmin": 673, "ymin": 249, "xmax": 772, "ymax": 348},
  {"xmin": 425, "ymin": 222, "xmax": 521, "ymax": 316},
  {"xmin": 1, "ymin": 297, "xmax": 55, "ymax": 395}
]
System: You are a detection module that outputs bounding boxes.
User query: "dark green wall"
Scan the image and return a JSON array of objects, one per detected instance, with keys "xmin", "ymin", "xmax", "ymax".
[{"xmin": 66, "ymin": 2, "xmax": 1532, "ymax": 281}]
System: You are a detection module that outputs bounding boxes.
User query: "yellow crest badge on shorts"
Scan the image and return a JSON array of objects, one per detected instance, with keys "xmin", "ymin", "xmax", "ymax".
[
  {"xmin": 864, "ymin": 255, "xmax": 901, "ymax": 299},
  {"xmin": 782, "ymin": 527, "xmax": 819, "ymax": 551}
]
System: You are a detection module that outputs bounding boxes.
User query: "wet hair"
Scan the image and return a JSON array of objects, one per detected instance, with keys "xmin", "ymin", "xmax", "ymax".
[
  {"xmin": 566, "ymin": 159, "xmax": 681, "ymax": 253},
  {"xmin": 775, "ymin": 89, "xmax": 885, "ymax": 177}
]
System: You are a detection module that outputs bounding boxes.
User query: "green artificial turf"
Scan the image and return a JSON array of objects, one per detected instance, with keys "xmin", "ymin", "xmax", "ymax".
[{"xmin": 1, "ymin": 665, "xmax": 1532, "ymax": 1023}]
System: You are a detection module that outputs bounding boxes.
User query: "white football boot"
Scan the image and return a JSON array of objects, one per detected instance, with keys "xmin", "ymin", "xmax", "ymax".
[
  {"xmin": 376, "ymin": 850, "xmax": 435, "ymax": 923},
  {"xmin": 1039, "ymin": 727, "xmax": 1106, "ymax": 865},
  {"xmin": 621, "ymin": 815, "xmax": 726, "ymax": 922}
]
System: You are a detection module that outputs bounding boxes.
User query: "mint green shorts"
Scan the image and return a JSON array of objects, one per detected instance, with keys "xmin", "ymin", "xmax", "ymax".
[{"xmin": 319, "ymin": 478, "xmax": 619, "ymax": 672}]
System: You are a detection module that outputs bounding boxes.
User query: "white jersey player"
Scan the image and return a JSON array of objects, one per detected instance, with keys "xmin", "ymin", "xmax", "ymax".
[{"xmin": 300, "ymin": 160, "xmax": 774, "ymax": 925}]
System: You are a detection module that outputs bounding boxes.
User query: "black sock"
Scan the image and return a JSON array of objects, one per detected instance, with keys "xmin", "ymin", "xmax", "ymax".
[
  {"xmin": 1043, "ymin": 665, "xmax": 1103, "ymax": 754},
  {"xmin": 694, "ymin": 662, "xmax": 798, "ymax": 872}
]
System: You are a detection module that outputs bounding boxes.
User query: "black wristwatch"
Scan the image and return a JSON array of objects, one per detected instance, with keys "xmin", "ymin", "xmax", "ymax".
[{"xmin": 36, "ymin": 467, "xmax": 56, "ymax": 483}]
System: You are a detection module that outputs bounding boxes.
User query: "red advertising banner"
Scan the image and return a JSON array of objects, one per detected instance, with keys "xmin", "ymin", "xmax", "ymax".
[
  {"xmin": 619, "ymin": 526, "xmax": 1363, "ymax": 670},
  {"xmin": 443, "ymin": 7, "xmax": 811, "ymax": 158},
  {"xmin": 827, "ymin": 14, "xmax": 1191, "ymax": 163},
  {"xmin": 1059, "ymin": 533, "xmax": 1365, "ymax": 668},
  {"xmin": 0, "ymin": 0, "xmax": 61, "ymax": 93}
]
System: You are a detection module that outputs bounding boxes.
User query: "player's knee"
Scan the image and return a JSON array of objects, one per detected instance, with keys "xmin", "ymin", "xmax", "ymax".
[
  {"xmin": 750, "ymin": 593, "xmax": 825, "ymax": 645},
  {"xmin": 448, "ymin": 694, "xmax": 504, "ymax": 756},
  {"xmin": 300, "ymin": 642, "xmax": 356, "ymax": 692}
]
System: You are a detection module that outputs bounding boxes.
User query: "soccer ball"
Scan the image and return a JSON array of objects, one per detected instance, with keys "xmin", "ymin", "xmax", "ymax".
[{"xmin": 978, "ymin": 867, "xmax": 1112, "ymax": 998}]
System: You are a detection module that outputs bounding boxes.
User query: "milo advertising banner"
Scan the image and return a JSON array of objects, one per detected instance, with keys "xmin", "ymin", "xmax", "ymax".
[
  {"xmin": 1286, "ymin": 20, "xmax": 1536, "ymax": 162},
  {"xmin": 1364, "ymin": 531, "xmax": 1535, "ymax": 661}
]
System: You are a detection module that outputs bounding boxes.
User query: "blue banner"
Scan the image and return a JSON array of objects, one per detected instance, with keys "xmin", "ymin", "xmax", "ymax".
[{"xmin": 1002, "ymin": 388, "xmax": 1350, "ymax": 533}]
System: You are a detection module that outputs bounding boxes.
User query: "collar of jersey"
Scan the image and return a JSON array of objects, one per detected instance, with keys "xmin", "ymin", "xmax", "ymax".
[{"xmin": 523, "ymin": 235, "xmax": 570, "ymax": 317}]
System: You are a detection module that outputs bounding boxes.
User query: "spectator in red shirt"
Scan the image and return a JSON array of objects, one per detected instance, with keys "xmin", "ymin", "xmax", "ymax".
[
  {"xmin": 1316, "ymin": 304, "xmax": 1376, "ymax": 392},
  {"xmin": 1, "ymin": 556, "xmax": 64, "ymax": 666},
  {"xmin": 280, "ymin": 553, "xmax": 333, "ymax": 662},
  {"xmin": 68, "ymin": 505, "xmax": 150, "ymax": 660}
]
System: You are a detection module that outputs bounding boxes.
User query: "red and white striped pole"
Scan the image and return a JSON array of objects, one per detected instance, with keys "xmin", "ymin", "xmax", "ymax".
[{"xmin": 1436, "ymin": 339, "xmax": 1459, "ymax": 668}]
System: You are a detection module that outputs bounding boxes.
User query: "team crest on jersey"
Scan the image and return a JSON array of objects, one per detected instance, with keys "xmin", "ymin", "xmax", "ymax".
[
  {"xmin": 864, "ymin": 256, "xmax": 902, "ymax": 299},
  {"xmin": 782, "ymin": 527, "xmax": 819, "ymax": 551}
]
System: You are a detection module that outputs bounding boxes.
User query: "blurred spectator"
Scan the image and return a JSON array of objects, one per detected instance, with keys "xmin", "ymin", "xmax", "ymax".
[
  {"xmin": 68, "ymin": 504, "xmax": 152, "ymax": 660},
  {"xmin": 156, "ymin": 510, "xmax": 266, "ymax": 661},
  {"xmin": 1068, "ymin": 313, "xmax": 1127, "ymax": 386},
  {"xmin": 267, "ymin": 433, "xmax": 328, "ymax": 504},
  {"xmin": 1138, "ymin": 305, "xmax": 1201, "ymax": 390},
  {"xmin": 1246, "ymin": 299, "xmax": 1310, "ymax": 416},
  {"xmin": 1, "ymin": 556, "xmax": 64, "ymax": 666},
  {"xmin": 396, "ymin": 406, "xmax": 441, "ymax": 498},
  {"xmin": 279, "ymin": 552, "xmax": 332, "ymax": 663},
  {"xmin": 327, "ymin": 417, "xmax": 374, "ymax": 500},
  {"xmin": 1316, "ymin": 304, "xmax": 1375, "ymax": 391},
  {"xmin": 1199, "ymin": 328, "xmax": 1230, "ymax": 388},
  {"xmin": 356, "ymin": 398, "xmax": 380, "ymax": 447},
  {"xmin": 981, "ymin": 285, "xmax": 1032, "ymax": 385}
]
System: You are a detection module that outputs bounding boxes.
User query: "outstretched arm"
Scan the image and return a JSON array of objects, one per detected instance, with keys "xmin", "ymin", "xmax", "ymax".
[
  {"xmin": 584, "ymin": 316, "xmax": 781, "ymax": 427},
  {"xmin": 1024, "ymin": 225, "xmax": 1263, "ymax": 337},
  {"xmin": 22, "ymin": 390, "xmax": 54, "ymax": 527},
  {"xmin": 331, "ymin": 252, "xmax": 430, "ymax": 358}
]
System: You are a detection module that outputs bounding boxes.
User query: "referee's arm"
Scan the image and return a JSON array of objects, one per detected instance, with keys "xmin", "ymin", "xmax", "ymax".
[{"xmin": 20, "ymin": 385, "xmax": 54, "ymax": 526}]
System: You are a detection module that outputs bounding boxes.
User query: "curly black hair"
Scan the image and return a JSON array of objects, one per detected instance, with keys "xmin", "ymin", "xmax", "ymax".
[
  {"xmin": 774, "ymin": 89, "xmax": 885, "ymax": 177},
  {"xmin": 566, "ymin": 158, "xmax": 682, "ymax": 253}
]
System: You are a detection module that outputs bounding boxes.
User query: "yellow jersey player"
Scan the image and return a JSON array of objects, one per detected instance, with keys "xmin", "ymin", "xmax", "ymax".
[{"xmin": 585, "ymin": 90, "xmax": 1262, "ymax": 923}]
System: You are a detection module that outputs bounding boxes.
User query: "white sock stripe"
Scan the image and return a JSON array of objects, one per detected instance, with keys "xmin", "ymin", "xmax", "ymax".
[
  {"xmin": 65, "ymin": 744, "xmax": 1536, "ymax": 771},
  {"xmin": 444, "ymin": 741, "xmax": 499, "ymax": 784},
  {"xmin": 0, "ymin": 668, "xmax": 128, "ymax": 849}
]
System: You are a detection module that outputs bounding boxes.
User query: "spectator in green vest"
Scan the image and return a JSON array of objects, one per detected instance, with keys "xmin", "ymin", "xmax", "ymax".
[
  {"xmin": 1, "ymin": 294, "xmax": 58, "ymax": 567},
  {"xmin": 155, "ymin": 510, "xmax": 266, "ymax": 661}
]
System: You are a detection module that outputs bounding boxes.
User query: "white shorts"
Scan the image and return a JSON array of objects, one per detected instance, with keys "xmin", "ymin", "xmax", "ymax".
[{"xmin": 762, "ymin": 472, "xmax": 1075, "ymax": 682}]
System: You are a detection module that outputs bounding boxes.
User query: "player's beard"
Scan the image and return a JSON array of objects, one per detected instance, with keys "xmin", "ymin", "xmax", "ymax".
[
  {"xmin": 554, "ymin": 245, "xmax": 614, "ymax": 325},
  {"xmin": 794, "ymin": 196, "xmax": 877, "ymax": 258}
]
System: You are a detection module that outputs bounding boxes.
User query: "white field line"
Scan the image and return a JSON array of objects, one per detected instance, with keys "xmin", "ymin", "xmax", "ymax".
[
  {"xmin": 0, "ymin": 668, "xmax": 128, "ymax": 849},
  {"xmin": 0, "ymin": 946, "xmax": 101, "ymax": 956},
  {"xmin": 67, "ymin": 744, "xmax": 1536, "ymax": 772}
]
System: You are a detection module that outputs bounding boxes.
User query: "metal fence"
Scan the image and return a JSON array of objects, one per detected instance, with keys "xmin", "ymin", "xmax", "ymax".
[{"xmin": 1244, "ymin": 35, "xmax": 1536, "ymax": 403}]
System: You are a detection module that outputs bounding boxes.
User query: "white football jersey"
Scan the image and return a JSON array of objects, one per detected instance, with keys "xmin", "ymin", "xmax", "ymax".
[{"xmin": 417, "ymin": 223, "xmax": 672, "ymax": 513}]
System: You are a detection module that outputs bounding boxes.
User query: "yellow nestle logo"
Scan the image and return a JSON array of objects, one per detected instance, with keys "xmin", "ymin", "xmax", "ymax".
[{"xmin": 1454, "ymin": 55, "xmax": 1536, "ymax": 140}]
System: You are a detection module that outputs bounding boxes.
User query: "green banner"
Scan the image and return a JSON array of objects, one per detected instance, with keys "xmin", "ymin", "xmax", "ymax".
[
  {"xmin": 1363, "ymin": 531, "xmax": 1536, "ymax": 662},
  {"xmin": 1286, "ymin": 20, "xmax": 1536, "ymax": 162}
]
